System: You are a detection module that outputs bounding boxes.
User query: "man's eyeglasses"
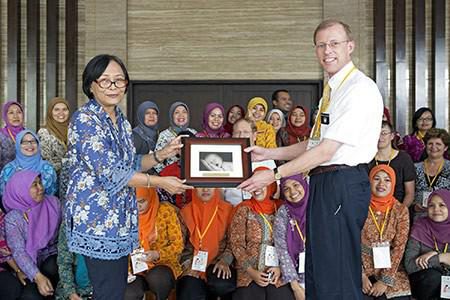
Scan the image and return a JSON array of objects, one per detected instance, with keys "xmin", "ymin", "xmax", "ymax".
[
  {"xmin": 95, "ymin": 79, "xmax": 128, "ymax": 89},
  {"xmin": 21, "ymin": 140, "xmax": 37, "ymax": 146},
  {"xmin": 314, "ymin": 40, "xmax": 349, "ymax": 51}
]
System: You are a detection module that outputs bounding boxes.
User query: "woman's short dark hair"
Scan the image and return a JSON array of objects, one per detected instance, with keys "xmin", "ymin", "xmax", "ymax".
[
  {"xmin": 82, "ymin": 54, "xmax": 130, "ymax": 99},
  {"xmin": 411, "ymin": 107, "xmax": 436, "ymax": 134},
  {"xmin": 423, "ymin": 128, "xmax": 450, "ymax": 147}
]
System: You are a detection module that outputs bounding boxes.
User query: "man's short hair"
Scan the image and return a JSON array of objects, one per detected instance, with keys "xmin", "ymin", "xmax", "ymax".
[
  {"xmin": 313, "ymin": 19, "xmax": 353, "ymax": 44},
  {"xmin": 271, "ymin": 89, "xmax": 289, "ymax": 102},
  {"xmin": 234, "ymin": 117, "xmax": 257, "ymax": 133}
]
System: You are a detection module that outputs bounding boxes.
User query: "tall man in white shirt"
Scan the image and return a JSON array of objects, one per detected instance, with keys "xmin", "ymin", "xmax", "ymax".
[{"xmin": 238, "ymin": 20, "xmax": 383, "ymax": 299}]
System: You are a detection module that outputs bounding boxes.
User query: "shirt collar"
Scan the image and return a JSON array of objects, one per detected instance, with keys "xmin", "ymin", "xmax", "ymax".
[
  {"xmin": 327, "ymin": 61, "xmax": 355, "ymax": 90},
  {"xmin": 87, "ymin": 98, "xmax": 124, "ymax": 123}
]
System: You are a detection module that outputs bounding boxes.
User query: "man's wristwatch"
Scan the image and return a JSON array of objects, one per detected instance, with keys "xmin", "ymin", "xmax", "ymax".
[{"xmin": 274, "ymin": 167, "xmax": 282, "ymax": 180}]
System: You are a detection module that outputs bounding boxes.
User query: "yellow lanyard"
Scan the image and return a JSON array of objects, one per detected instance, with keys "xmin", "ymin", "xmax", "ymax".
[
  {"xmin": 369, "ymin": 207, "xmax": 390, "ymax": 241},
  {"xmin": 293, "ymin": 220, "xmax": 306, "ymax": 245},
  {"xmin": 7, "ymin": 128, "xmax": 16, "ymax": 143},
  {"xmin": 433, "ymin": 236, "xmax": 448, "ymax": 254},
  {"xmin": 311, "ymin": 66, "xmax": 357, "ymax": 139},
  {"xmin": 424, "ymin": 159, "xmax": 444, "ymax": 188},
  {"xmin": 196, "ymin": 205, "xmax": 219, "ymax": 249},
  {"xmin": 375, "ymin": 149, "xmax": 396, "ymax": 166},
  {"xmin": 259, "ymin": 213, "xmax": 273, "ymax": 234}
]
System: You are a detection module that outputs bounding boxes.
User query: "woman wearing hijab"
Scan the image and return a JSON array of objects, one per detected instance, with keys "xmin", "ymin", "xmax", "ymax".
[
  {"xmin": 276, "ymin": 106, "xmax": 310, "ymax": 147},
  {"xmin": 4, "ymin": 170, "xmax": 61, "ymax": 298},
  {"xmin": 361, "ymin": 165, "xmax": 411, "ymax": 299},
  {"xmin": 196, "ymin": 102, "xmax": 231, "ymax": 138},
  {"xmin": 246, "ymin": 97, "xmax": 277, "ymax": 148},
  {"xmin": 404, "ymin": 189, "xmax": 450, "ymax": 300},
  {"xmin": 125, "ymin": 187, "xmax": 183, "ymax": 300},
  {"xmin": 0, "ymin": 101, "xmax": 25, "ymax": 171},
  {"xmin": 230, "ymin": 167, "xmax": 294, "ymax": 300},
  {"xmin": 273, "ymin": 174, "xmax": 309, "ymax": 300},
  {"xmin": 154, "ymin": 101, "xmax": 197, "ymax": 173},
  {"xmin": 38, "ymin": 97, "xmax": 70, "ymax": 174},
  {"xmin": 132, "ymin": 101, "xmax": 160, "ymax": 155},
  {"xmin": 178, "ymin": 187, "xmax": 235, "ymax": 300},
  {"xmin": 0, "ymin": 130, "xmax": 57, "ymax": 196},
  {"xmin": 266, "ymin": 109, "xmax": 286, "ymax": 136},
  {"xmin": 224, "ymin": 105, "xmax": 245, "ymax": 135}
]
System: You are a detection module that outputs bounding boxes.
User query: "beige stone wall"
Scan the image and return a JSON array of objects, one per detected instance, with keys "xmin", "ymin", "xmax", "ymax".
[{"xmin": 4, "ymin": 0, "xmax": 438, "ymax": 126}]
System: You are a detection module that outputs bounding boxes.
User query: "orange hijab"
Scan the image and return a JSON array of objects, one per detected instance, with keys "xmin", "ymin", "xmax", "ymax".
[
  {"xmin": 239, "ymin": 166, "xmax": 277, "ymax": 215},
  {"xmin": 181, "ymin": 188, "xmax": 232, "ymax": 265},
  {"xmin": 369, "ymin": 165, "xmax": 396, "ymax": 213},
  {"xmin": 137, "ymin": 187, "xmax": 160, "ymax": 250}
]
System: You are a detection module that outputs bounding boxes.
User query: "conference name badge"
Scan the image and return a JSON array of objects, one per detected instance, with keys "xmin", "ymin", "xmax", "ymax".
[
  {"xmin": 372, "ymin": 242, "xmax": 391, "ymax": 269},
  {"xmin": 441, "ymin": 276, "xmax": 450, "ymax": 299},
  {"xmin": 422, "ymin": 191, "xmax": 432, "ymax": 208},
  {"xmin": 265, "ymin": 245, "xmax": 279, "ymax": 267},
  {"xmin": 307, "ymin": 138, "xmax": 320, "ymax": 150},
  {"xmin": 191, "ymin": 250, "xmax": 208, "ymax": 272},
  {"xmin": 298, "ymin": 251, "xmax": 306, "ymax": 274},
  {"xmin": 130, "ymin": 248, "xmax": 149, "ymax": 274}
]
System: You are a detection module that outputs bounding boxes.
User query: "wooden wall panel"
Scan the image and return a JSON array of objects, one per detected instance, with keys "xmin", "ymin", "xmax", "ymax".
[
  {"xmin": 394, "ymin": 0, "xmax": 407, "ymax": 135},
  {"xmin": 26, "ymin": 0, "xmax": 40, "ymax": 130},
  {"xmin": 65, "ymin": 0, "xmax": 78, "ymax": 112},
  {"xmin": 7, "ymin": 0, "xmax": 20, "ymax": 101},
  {"xmin": 414, "ymin": 0, "xmax": 426, "ymax": 109},
  {"xmin": 46, "ymin": 0, "xmax": 59, "ymax": 101},
  {"xmin": 432, "ymin": 0, "xmax": 448, "ymax": 129}
]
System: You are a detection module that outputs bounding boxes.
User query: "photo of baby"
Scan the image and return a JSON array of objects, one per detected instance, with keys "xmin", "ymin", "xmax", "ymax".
[{"xmin": 199, "ymin": 152, "xmax": 234, "ymax": 172}]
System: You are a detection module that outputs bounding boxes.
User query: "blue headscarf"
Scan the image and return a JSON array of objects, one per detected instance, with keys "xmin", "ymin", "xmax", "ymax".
[
  {"xmin": 133, "ymin": 101, "xmax": 159, "ymax": 151},
  {"xmin": 10, "ymin": 130, "xmax": 47, "ymax": 172},
  {"xmin": 169, "ymin": 101, "xmax": 190, "ymax": 134}
]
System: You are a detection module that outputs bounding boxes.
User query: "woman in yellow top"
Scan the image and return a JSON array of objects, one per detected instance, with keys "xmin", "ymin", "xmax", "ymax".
[
  {"xmin": 124, "ymin": 187, "xmax": 183, "ymax": 300},
  {"xmin": 246, "ymin": 97, "xmax": 277, "ymax": 148}
]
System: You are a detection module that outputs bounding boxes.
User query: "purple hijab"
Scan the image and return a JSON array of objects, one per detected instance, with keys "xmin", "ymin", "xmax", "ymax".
[
  {"xmin": 410, "ymin": 189, "xmax": 450, "ymax": 249},
  {"xmin": 280, "ymin": 174, "xmax": 309, "ymax": 263},
  {"xmin": 3, "ymin": 170, "xmax": 60, "ymax": 263},
  {"xmin": 1, "ymin": 101, "xmax": 25, "ymax": 140},
  {"xmin": 200, "ymin": 102, "xmax": 228, "ymax": 137}
]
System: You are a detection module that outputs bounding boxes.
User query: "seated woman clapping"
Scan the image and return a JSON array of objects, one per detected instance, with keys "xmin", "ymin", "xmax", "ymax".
[
  {"xmin": 361, "ymin": 165, "xmax": 411, "ymax": 299},
  {"xmin": 4, "ymin": 170, "xmax": 61, "ymax": 299},
  {"xmin": 405, "ymin": 189, "xmax": 450, "ymax": 300},
  {"xmin": 273, "ymin": 174, "xmax": 309, "ymax": 300},
  {"xmin": 178, "ymin": 187, "xmax": 236, "ymax": 300},
  {"xmin": 230, "ymin": 167, "xmax": 294, "ymax": 300},
  {"xmin": 125, "ymin": 187, "xmax": 183, "ymax": 300}
]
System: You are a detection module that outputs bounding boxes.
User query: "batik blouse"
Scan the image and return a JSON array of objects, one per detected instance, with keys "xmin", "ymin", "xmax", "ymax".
[{"xmin": 64, "ymin": 99, "xmax": 142, "ymax": 260}]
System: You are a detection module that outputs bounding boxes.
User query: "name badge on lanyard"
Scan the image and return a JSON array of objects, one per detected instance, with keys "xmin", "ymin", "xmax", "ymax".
[
  {"xmin": 320, "ymin": 113, "xmax": 330, "ymax": 125},
  {"xmin": 372, "ymin": 242, "xmax": 391, "ymax": 269},
  {"xmin": 130, "ymin": 248, "xmax": 149, "ymax": 274},
  {"xmin": 265, "ymin": 245, "xmax": 279, "ymax": 267},
  {"xmin": 307, "ymin": 138, "xmax": 320, "ymax": 150},
  {"xmin": 191, "ymin": 250, "xmax": 208, "ymax": 272},
  {"xmin": 298, "ymin": 251, "xmax": 306, "ymax": 273},
  {"xmin": 442, "ymin": 276, "xmax": 450, "ymax": 299},
  {"xmin": 422, "ymin": 191, "xmax": 432, "ymax": 208}
]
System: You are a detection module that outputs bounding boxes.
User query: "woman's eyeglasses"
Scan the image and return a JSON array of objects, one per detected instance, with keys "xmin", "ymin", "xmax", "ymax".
[
  {"xmin": 418, "ymin": 117, "xmax": 433, "ymax": 123},
  {"xmin": 20, "ymin": 140, "xmax": 37, "ymax": 146},
  {"xmin": 95, "ymin": 79, "xmax": 128, "ymax": 89}
]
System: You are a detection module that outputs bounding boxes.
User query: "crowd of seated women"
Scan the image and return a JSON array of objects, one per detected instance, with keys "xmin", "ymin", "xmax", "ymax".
[{"xmin": 0, "ymin": 93, "xmax": 449, "ymax": 300}]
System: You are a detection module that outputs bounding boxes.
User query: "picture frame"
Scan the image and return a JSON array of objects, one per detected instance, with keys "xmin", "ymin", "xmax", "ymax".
[{"xmin": 181, "ymin": 137, "xmax": 252, "ymax": 187}]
